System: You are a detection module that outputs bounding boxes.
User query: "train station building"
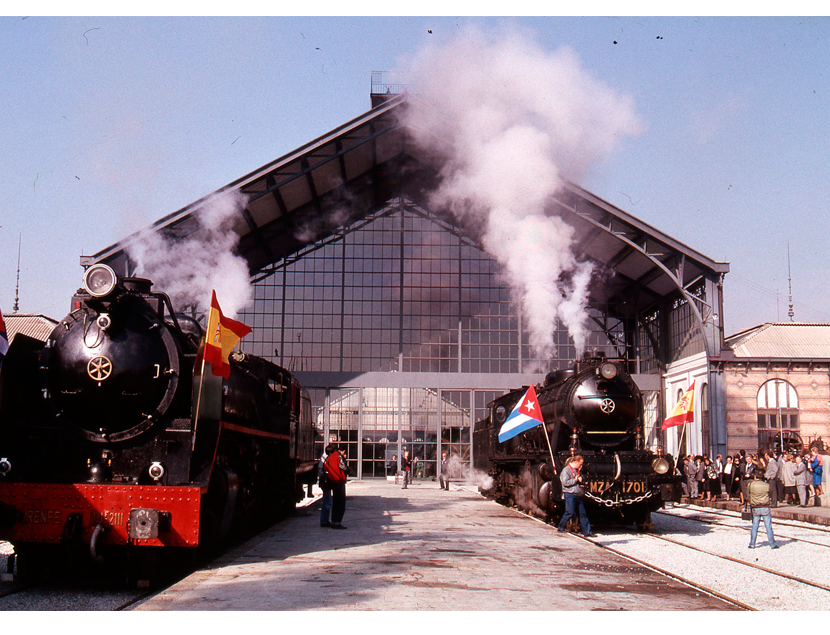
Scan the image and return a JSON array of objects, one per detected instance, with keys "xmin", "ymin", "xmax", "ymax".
[
  {"xmin": 715, "ymin": 322, "xmax": 830, "ymax": 455},
  {"xmin": 89, "ymin": 81, "xmax": 732, "ymax": 477}
]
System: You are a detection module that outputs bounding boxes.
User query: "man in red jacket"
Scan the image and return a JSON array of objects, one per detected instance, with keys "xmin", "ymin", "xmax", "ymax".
[{"xmin": 324, "ymin": 446, "xmax": 350, "ymax": 529}]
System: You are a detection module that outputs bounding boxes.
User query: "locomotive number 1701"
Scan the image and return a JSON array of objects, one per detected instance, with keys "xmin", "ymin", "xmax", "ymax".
[{"xmin": 587, "ymin": 480, "xmax": 646, "ymax": 494}]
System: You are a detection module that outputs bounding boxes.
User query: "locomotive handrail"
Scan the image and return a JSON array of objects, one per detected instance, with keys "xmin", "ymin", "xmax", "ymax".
[{"xmin": 598, "ymin": 453, "xmax": 623, "ymax": 496}]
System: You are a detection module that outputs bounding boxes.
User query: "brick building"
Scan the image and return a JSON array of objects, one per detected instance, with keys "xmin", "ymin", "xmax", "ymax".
[{"xmin": 714, "ymin": 323, "xmax": 830, "ymax": 455}]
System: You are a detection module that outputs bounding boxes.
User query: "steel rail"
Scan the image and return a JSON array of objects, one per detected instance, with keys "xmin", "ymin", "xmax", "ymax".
[
  {"xmin": 640, "ymin": 530, "xmax": 830, "ymax": 594},
  {"xmin": 655, "ymin": 507, "xmax": 830, "ymax": 548},
  {"xmin": 508, "ymin": 504, "xmax": 751, "ymax": 611}
]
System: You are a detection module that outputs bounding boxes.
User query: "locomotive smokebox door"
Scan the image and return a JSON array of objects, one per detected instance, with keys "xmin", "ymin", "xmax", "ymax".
[{"xmin": 130, "ymin": 508, "xmax": 161, "ymax": 539}]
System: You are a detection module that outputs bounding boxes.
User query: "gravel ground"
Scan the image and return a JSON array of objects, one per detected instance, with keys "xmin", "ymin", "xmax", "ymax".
[
  {"xmin": 590, "ymin": 504, "xmax": 830, "ymax": 610},
  {"xmin": 0, "ymin": 584, "xmax": 142, "ymax": 611}
]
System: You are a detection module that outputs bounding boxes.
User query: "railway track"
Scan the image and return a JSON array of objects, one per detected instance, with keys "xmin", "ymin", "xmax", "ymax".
[
  {"xmin": 573, "ymin": 505, "xmax": 830, "ymax": 610},
  {"xmin": 656, "ymin": 505, "xmax": 830, "ymax": 548}
]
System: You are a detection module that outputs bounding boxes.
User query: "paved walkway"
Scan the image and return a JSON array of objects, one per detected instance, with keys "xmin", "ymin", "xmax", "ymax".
[{"xmin": 135, "ymin": 480, "xmax": 734, "ymax": 611}]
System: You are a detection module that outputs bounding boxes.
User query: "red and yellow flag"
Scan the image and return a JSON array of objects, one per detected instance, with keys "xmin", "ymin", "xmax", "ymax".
[
  {"xmin": 203, "ymin": 290, "xmax": 252, "ymax": 378},
  {"xmin": 662, "ymin": 381, "xmax": 696, "ymax": 430}
]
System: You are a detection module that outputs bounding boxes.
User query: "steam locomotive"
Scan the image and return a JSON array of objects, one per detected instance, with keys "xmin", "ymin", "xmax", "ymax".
[
  {"xmin": 473, "ymin": 353, "xmax": 682, "ymax": 529},
  {"xmin": 0, "ymin": 265, "xmax": 316, "ymax": 578}
]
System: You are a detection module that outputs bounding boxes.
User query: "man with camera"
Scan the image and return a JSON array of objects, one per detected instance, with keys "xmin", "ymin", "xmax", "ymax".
[{"xmin": 747, "ymin": 470, "xmax": 778, "ymax": 549}]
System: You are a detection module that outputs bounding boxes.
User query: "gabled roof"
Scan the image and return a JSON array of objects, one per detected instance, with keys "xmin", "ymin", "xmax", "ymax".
[
  {"xmin": 88, "ymin": 94, "xmax": 728, "ymax": 319},
  {"xmin": 3, "ymin": 314, "xmax": 58, "ymax": 343},
  {"xmin": 725, "ymin": 323, "xmax": 830, "ymax": 359}
]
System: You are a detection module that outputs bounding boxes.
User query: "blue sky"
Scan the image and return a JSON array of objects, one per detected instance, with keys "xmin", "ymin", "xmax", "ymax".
[{"xmin": 1, "ymin": 14, "xmax": 828, "ymax": 337}]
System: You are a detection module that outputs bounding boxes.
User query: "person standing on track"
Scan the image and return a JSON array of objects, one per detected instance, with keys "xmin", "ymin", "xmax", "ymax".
[
  {"xmin": 747, "ymin": 471, "xmax": 778, "ymax": 549},
  {"xmin": 557, "ymin": 455, "xmax": 595, "ymax": 537}
]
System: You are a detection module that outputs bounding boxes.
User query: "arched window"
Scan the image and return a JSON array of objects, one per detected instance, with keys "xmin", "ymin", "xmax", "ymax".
[{"xmin": 756, "ymin": 379, "xmax": 799, "ymax": 450}]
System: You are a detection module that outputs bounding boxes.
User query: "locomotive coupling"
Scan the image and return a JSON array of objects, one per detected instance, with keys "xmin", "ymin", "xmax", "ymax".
[{"xmin": 129, "ymin": 509, "xmax": 172, "ymax": 540}]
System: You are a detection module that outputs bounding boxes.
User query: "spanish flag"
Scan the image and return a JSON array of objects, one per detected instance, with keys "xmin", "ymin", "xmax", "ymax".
[
  {"xmin": 203, "ymin": 290, "xmax": 252, "ymax": 378},
  {"xmin": 662, "ymin": 381, "xmax": 695, "ymax": 430}
]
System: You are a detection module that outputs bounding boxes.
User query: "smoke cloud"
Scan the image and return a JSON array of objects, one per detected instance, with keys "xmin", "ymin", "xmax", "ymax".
[
  {"xmin": 401, "ymin": 26, "xmax": 641, "ymax": 359},
  {"xmin": 446, "ymin": 454, "xmax": 494, "ymax": 491},
  {"xmin": 126, "ymin": 190, "xmax": 252, "ymax": 318}
]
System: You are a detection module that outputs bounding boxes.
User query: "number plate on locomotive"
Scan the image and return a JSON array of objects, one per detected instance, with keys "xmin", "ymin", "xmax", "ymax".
[{"xmin": 587, "ymin": 480, "xmax": 647, "ymax": 494}]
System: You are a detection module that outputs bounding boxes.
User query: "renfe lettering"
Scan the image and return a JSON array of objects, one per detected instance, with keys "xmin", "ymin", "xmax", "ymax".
[{"xmin": 25, "ymin": 510, "xmax": 61, "ymax": 524}]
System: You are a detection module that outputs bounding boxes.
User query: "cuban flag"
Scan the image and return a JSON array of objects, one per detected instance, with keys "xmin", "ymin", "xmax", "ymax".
[
  {"xmin": 498, "ymin": 384, "xmax": 545, "ymax": 443},
  {"xmin": 0, "ymin": 307, "xmax": 8, "ymax": 367}
]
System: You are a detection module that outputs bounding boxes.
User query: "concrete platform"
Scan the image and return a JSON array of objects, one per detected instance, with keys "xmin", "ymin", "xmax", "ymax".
[
  {"xmin": 135, "ymin": 481, "xmax": 735, "ymax": 611},
  {"xmin": 679, "ymin": 496, "xmax": 830, "ymax": 526}
]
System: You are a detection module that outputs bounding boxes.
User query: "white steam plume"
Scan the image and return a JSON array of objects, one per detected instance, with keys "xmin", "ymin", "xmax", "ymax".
[
  {"xmin": 402, "ymin": 26, "xmax": 641, "ymax": 359},
  {"xmin": 126, "ymin": 190, "xmax": 252, "ymax": 318},
  {"xmin": 446, "ymin": 454, "xmax": 494, "ymax": 491}
]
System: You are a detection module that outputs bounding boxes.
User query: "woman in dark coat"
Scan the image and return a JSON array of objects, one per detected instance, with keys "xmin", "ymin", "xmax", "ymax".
[
  {"xmin": 730, "ymin": 453, "xmax": 743, "ymax": 500},
  {"xmin": 722, "ymin": 455, "xmax": 735, "ymax": 500},
  {"xmin": 704, "ymin": 457, "xmax": 721, "ymax": 500}
]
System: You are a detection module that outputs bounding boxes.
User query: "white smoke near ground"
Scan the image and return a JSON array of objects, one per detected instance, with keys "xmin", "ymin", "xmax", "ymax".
[
  {"xmin": 126, "ymin": 190, "xmax": 252, "ymax": 318},
  {"xmin": 514, "ymin": 466, "xmax": 546, "ymax": 517},
  {"xmin": 401, "ymin": 26, "xmax": 641, "ymax": 359},
  {"xmin": 446, "ymin": 454, "xmax": 493, "ymax": 491}
]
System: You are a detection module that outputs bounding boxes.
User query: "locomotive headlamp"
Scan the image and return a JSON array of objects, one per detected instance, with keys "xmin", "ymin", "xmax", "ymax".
[
  {"xmin": 0, "ymin": 457, "xmax": 10, "ymax": 476},
  {"xmin": 83, "ymin": 264, "xmax": 119, "ymax": 298},
  {"xmin": 494, "ymin": 404, "xmax": 508, "ymax": 423},
  {"xmin": 599, "ymin": 362, "xmax": 618, "ymax": 380},
  {"xmin": 652, "ymin": 457, "xmax": 671, "ymax": 475}
]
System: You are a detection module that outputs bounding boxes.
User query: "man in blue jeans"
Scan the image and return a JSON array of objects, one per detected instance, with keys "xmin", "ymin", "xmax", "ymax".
[
  {"xmin": 557, "ymin": 455, "xmax": 595, "ymax": 537},
  {"xmin": 318, "ymin": 444, "xmax": 335, "ymax": 527},
  {"xmin": 748, "ymin": 471, "xmax": 778, "ymax": 549}
]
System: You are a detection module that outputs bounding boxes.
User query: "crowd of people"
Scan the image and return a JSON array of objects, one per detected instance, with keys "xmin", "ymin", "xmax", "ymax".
[{"xmin": 678, "ymin": 446, "xmax": 824, "ymax": 509}]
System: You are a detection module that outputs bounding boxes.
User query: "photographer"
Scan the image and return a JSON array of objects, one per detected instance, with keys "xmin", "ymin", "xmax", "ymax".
[
  {"xmin": 747, "ymin": 471, "xmax": 778, "ymax": 549},
  {"xmin": 557, "ymin": 455, "xmax": 595, "ymax": 537}
]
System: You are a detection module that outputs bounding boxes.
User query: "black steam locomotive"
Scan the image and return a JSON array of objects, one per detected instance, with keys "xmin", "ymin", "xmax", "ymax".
[
  {"xmin": 473, "ymin": 353, "xmax": 682, "ymax": 529},
  {"xmin": 0, "ymin": 264, "xmax": 316, "ymax": 576}
]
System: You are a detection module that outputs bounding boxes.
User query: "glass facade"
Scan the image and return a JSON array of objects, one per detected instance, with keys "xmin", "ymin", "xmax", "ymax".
[{"xmin": 239, "ymin": 198, "xmax": 674, "ymax": 478}]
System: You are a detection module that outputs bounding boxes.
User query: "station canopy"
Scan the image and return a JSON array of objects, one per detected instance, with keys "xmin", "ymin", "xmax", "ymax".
[{"xmin": 89, "ymin": 94, "xmax": 729, "ymax": 321}]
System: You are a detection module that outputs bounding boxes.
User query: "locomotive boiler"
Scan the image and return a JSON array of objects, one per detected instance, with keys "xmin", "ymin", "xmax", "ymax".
[
  {"xmin": 473, "ymin": 352, "xmax": 682, "ymax": 529},
  {"xmin": 0, "ymin": 264, "xmax": 316, "ymax": 578}
]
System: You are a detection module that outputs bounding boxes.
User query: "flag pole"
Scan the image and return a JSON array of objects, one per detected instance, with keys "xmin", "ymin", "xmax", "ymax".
[
  {"xmin": 191, "ymin": 341, "xmax": 208, "ymax": 451},
  {"xmin": 540, "ymin": 421, "xmax": 558, "ymax": 475}
]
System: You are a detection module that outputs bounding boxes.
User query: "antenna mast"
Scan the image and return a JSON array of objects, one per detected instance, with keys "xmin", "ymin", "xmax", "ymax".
[
  {"xmin": 787, "ymin": 242, "xmax": 794, "ymax": 322},
  {"xmin": 13, "ymin": 233, "xmax": 21, "ymax": 313}
]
